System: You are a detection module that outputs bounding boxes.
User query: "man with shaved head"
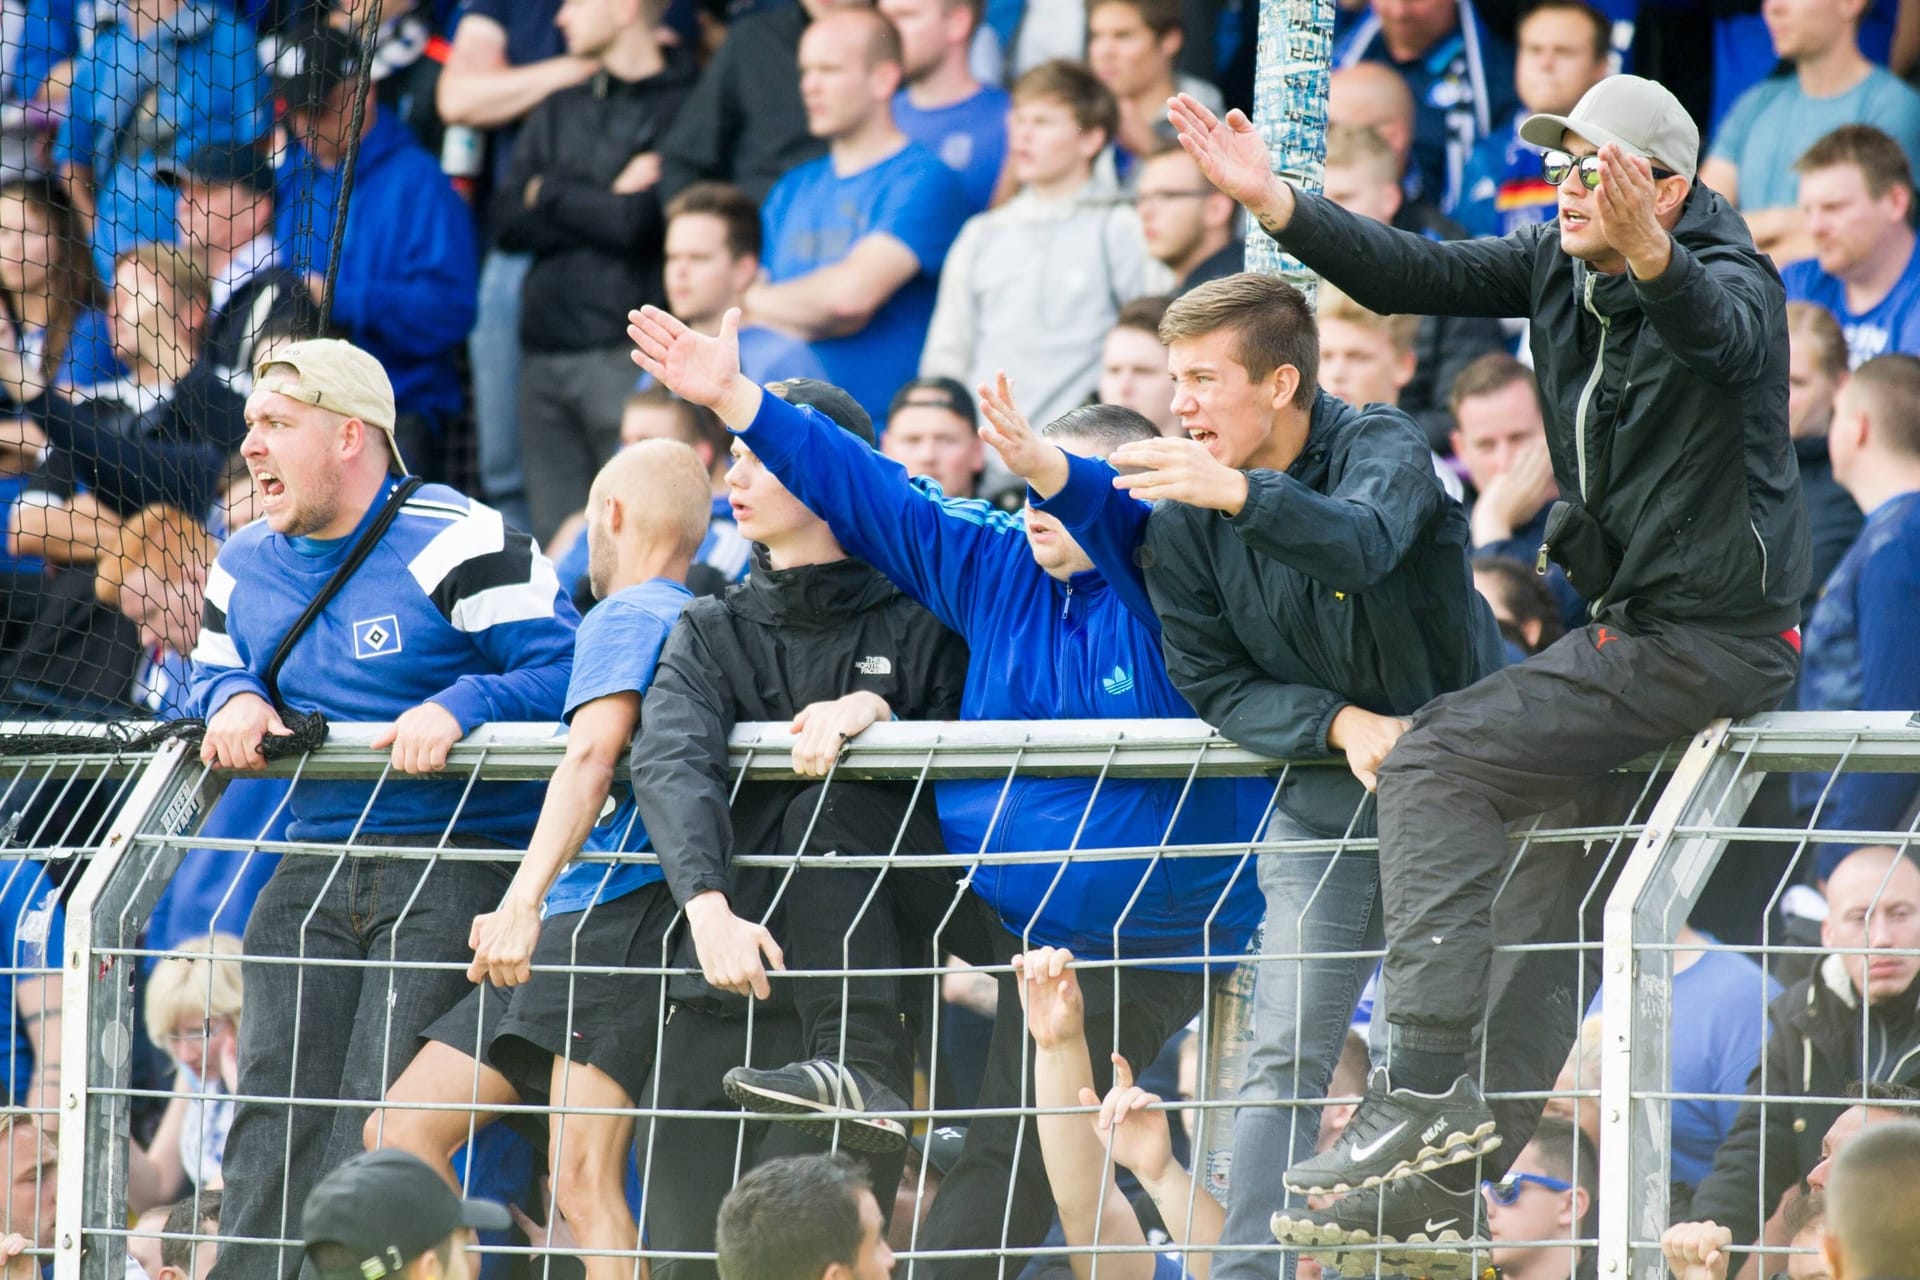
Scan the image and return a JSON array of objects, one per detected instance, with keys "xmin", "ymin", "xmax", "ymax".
[
  {"xmin": 370, "ymin": 437, "xmax": 713, "ymax": 1280},
  {"xmin": 1687, "ymin": 846, "xmax": 1920, "ymax": 1249},
  {"xmin": 745, "ymin": 8, "xmax": 968, "ymax": 422},
  {"xmin": 1824, "ymin": 1119, "xmax": 1920, "ymax": 1278}
]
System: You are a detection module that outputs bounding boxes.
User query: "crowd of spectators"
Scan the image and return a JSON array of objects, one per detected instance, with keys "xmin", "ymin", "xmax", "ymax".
[{"xmin": 0, "ymin": 0, "xmax": 1914, "ymax": 1276}]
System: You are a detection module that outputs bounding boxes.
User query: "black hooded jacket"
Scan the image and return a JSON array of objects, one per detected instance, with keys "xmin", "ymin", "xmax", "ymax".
[
  {"xmin": 630, "ymin": 554, "xmax": 969, "ymax": 1008},
  {"xmin": 1277, "ymin": 184, "xmax": 1811, "ymax": 635}
]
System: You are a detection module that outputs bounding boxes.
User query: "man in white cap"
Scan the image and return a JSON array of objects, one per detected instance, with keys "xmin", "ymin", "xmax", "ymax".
[
  {"xmin": 190, "ymin": 338, "xmax": 578, "ymax": 1280},
  {"xmin": 1163, "ymin": 76, "xmax": 1810, "ymax": 1263}
]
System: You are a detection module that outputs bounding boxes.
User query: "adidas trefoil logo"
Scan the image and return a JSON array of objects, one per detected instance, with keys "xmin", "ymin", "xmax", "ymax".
[
  {"xmin": 1101, "ymin": 665, "xmax": 1134, "ymax": 696},
  {"xmin": 855, "ymin": 655, "xmax": 893, "ymax": 676}
]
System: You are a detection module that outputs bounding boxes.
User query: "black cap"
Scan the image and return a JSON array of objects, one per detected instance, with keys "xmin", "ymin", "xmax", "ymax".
[
  {"xmin": 302, "ymin": 1150, "xmax": 512, "ymax": 1280},
  {"xmin": 156, "ymin": 141, "xmax": 275, "ymax": 195},
  {"xmin": 769, "ymin": 378, "xmax": 874, "ymax": 445},
  {"xmin": 267, "ymin": 21, "xmax": 366, "ymax": 112},
  {"xmin": 888, "ymin": 377, "xmax": 977, "ymax": 429}
]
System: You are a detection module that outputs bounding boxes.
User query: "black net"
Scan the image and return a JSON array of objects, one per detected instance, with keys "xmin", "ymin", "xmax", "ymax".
[{"xmin": 0, "ymin": 0, "xmax": 413, "ymax": 731}]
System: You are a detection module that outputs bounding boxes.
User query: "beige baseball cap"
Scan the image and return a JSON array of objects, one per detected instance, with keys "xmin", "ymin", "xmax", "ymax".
[
  {"xmin": 1519, "ymin": 74, "xmax": 1699, "ymax": 182},
  {"xmin": 253, "ymin": 338, "xmax": 407, "ymax": 474}
]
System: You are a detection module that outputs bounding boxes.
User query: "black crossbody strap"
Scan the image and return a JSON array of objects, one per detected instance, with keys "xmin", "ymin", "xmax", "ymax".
[{"xmin": 262, "ymin": 476, "xmax": 424, "ymax": 710}]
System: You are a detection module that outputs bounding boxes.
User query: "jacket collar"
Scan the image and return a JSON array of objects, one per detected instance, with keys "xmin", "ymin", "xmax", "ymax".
[{"xmin": 730, "ymin": 554, "xmax": 899, "ymax": 625}]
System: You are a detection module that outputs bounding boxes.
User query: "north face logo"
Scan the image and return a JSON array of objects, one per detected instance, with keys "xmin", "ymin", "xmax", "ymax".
[
  {"xmin": 1101, "ymin": 666, "xmax": 1134, "ymax": 696},
  {"xmin": 856, "ymin": 655, "xmax": 892, "ymax": 676}
]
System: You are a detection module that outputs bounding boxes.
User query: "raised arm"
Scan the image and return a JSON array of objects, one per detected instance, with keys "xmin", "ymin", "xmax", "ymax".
[{"xmin": 1166, "ymin": 94, "xmax": 1536, "ymax": 320}]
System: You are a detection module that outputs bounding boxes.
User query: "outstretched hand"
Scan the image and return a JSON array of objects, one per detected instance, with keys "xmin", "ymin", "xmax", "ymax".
[
  {"xmin": 627, "ymin": 305, "xmax": 762, "ymax": 426},
  {"xmin": 978, "ymin": 372, "xmax": 1069, "ymax": 498},
  {"xmin": 1165, "ymin": 93, "xmax": 1289, "ymax": 225}
]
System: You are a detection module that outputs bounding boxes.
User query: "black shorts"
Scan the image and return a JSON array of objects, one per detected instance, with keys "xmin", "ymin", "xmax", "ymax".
[{"xmin": 422, "ymin": 880, "xmax": 679, "ymax": 1111}]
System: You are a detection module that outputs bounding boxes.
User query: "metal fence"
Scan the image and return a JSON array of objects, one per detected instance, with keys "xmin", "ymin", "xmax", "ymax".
[{"xmin": 33, "ymin": 712, "xmax": 1920, "ymax": 1280}]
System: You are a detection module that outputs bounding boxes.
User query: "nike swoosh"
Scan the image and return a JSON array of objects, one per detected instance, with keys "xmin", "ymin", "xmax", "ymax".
[
  {"xmin": 1424, "ymin": 1218, "xmax": 1459, "ymax": 1233},
  {"xmin": 1348, "ymin": 1121, "xmax": 1408, "ymax": 1162}
]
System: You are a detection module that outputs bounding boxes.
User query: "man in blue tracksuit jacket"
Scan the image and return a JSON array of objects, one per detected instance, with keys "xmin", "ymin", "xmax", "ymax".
[
  {"xmin": 628, "ymin": 305, "xmax": 1267, "ymax": 1280},
  {"xmin": 273, "ymin": 22, "xmax": 478, "ymax": 470}
]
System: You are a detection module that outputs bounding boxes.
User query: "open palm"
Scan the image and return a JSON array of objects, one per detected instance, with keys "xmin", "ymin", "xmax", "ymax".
[
  {"xmin": 627, "ymin": 304, "xmax": 743, "ymax": 410},
  {"xmin": 1167, "ymin": 93, "xmax": 1277, "ymax": 209}
]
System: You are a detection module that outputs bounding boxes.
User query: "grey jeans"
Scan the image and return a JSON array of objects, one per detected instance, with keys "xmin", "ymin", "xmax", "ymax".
[
  {"xmin": 518, "ymin": 345, "xmax": 645, "ymax": 544},
  {"xmin": 207, "ymin": 840, "xmax": 511, "ymax": 1280}
]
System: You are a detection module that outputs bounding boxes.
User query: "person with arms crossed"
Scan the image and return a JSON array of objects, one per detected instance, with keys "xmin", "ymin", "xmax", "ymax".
[
  {"xmin": 368, "ymin": 439, "xmax": 714, "ymax": 1280},
  {"xmin": 1165, "ymin": 71, "xmax": 1807, "ymax": 1256},
  {"xmin": 192, "ymin": 340, "xmax": 577, "ymax": 1280}
]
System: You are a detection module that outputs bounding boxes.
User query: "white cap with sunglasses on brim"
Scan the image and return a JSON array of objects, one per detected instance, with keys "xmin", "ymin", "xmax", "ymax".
[
  {"xmin": 254, "ymin": 338, "xmax": 409, "ymax": 475},
  {"xmin": 1519, "ymin": 74, "xmax": 1699, "ymax": 183}
]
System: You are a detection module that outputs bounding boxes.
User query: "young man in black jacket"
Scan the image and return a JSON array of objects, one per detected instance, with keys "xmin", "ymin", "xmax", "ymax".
[
  {"xmin": 628, "ymin": 378, "xmax": 972, "ymax": 1280},
  {"xmin": 980, "ymin": 273, "xmax": 1506, "ymax": 1280},
  {"xmin": 1168, "ymin": 74, "xmax": 1809, "ymax": 1251},
  {"xmin": 494, "ymin": 0, "xmax": 694, "ymax": 543}
]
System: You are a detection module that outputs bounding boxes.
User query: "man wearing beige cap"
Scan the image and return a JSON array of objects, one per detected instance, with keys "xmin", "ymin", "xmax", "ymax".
[
  {"xmin": 188, "ymin": 337, "xmax": 579, "ymax": 1280},
  {"xmin": 1164, "ymin": 78, "xmax": 1810, "ymax": 1262}
]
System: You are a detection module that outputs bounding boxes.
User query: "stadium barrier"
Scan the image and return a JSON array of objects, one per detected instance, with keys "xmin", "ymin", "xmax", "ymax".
[{"xmin": 32, "ymin": 712, "xmax": 1919, "ymax": 1280}]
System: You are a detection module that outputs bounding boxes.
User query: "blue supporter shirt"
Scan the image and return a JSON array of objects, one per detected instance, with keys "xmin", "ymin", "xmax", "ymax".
[
  {"xmin": 1456, "ymin": 110, "xmax": 1557, "ymax": 239},
  {"xmin": 1782, "ymin": 245, "xmax": 1920, "ymax": 367},
  {"xmin": 1709, "ymin": 67, "xmax": 1920, "ymax": 214},
  {"xmin": 0, "ymin": 860, "xmax": 59, "ymax": 1106},
  {"xmin": 759, "ymin": 142, "xmax": 968, "ymax": 423},
  {"xmin": 188, "ymin": 482, "xmax": 578, "ymax": 844},
  {"xmin": 53, "ymin": 0, "xmax": 265, "ymax": 280},
  {"xmin": 1797, "ymin": 489, "xmax": 1920, "ymax": 874},
  {"xmin": 1710, "ymin": 1, "xmax": 1896, "ymax": 132},
  {"xmin": 541, "ymin": 578, "xmax": 692, "ymax": 917},
  {"xmin": 893, "ymin": 85, "xmax": 1010, "ymax": 214}
]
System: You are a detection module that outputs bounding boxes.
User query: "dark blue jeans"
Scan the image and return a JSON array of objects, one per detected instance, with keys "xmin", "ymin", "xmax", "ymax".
[{"xmin": 207, "ymin": 838, "xmax": 510, "ymax": 1280}]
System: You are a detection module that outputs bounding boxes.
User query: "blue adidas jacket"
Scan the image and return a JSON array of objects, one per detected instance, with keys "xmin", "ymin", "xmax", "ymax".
[
  {"xmin": 277, "ymin": 111, "xmax": 479, "ymax": 420},
  {"xmin": 737, "ymin": 393, "xmax": 1266, "ymax": 968}
]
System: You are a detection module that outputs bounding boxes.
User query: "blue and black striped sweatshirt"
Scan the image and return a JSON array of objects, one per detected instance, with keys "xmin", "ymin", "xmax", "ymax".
[{"xmin": 188, "ymin": 482, "xmax": 579, "ymax": 843}]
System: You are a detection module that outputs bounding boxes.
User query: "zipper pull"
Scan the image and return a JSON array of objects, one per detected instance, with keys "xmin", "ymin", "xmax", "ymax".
[{"xmin": 1535, "ymin": 543, "xmax": 1551, "ymax": 576}]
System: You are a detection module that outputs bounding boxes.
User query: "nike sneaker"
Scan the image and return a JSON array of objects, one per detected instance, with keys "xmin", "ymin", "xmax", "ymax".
[
  {"xmin": 722, "ymin": 1059, "xmax": 909, "ymax": 1153},
  {"xmin": 1283, "ymin": 1068, "xmax": 1499, "ymax": 1195},
  {"xmin": 1272, "ymin": 1169, "xmax": 1490, "ymax": 1280}
]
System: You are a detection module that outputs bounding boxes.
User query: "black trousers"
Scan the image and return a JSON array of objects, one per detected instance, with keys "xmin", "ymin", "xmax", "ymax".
[
  {"xmin": 915, "ymin": 952, "xmax": 1203, "ymax": 1280},
  {"xmin": 1375, "ymin": 614, "xmax": 1798, "ymax": 1056},
  {"xmin": 783, "ymin": 782, "xmax": 1003, "ymax": 1101}
]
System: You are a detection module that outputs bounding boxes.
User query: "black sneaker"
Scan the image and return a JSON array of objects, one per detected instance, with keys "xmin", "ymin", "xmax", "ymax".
[
  {"xmin": 723, "ymin": 1059, "xmax": 909, "ymax": 1153},
  {"xmin": 1282, "ymin": 1068, "xmax": 1499, "ymax": 1195},
  {"xmin": 1271, "ymin": 1170, "xmax": 1490, "ymax": 1280}
]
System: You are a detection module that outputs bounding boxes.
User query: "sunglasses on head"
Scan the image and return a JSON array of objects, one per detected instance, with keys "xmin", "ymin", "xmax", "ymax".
[
  {"xmin": 1482, "ymin": 1172, "xmax": 1573, "ymax": 1205},
  {"xmin": 1541, "ymin": 149, "xmax": 1679, "ymax": 189}
]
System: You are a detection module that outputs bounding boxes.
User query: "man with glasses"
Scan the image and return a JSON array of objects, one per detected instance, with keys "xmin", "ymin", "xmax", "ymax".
[
  {"xmin": 1482, "ymin": 1120, "xmax": 1594, "ymax": 1280},
  {"xmin": 1170, "ymin": 72, "xmax": 1809, "ymax": 1259},
  {"xmin": 1134, "ymin": 145, "xmax": 1242, "ymax": 294}
]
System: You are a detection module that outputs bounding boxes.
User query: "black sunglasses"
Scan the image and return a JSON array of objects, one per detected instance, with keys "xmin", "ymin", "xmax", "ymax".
[{"xmin": 1542, "ymin": 148, "xmax": 1678, "ymax": 188}]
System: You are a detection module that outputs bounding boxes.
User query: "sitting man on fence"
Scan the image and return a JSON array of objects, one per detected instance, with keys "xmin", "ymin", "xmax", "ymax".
[
  {"xmin": 188, "ymin": 339, "xmax": 578, "ymax": 1280},
  {"xmin": 367, "ymin": 438, "xmax": 713, "ymax": 1280},
  {"xmin": 628, "ymin": 303, "xmax": 1266, "ymax": 1280},
  {"xmin": 1682, "ymin": 846, "xmax": 1920, "ymax": 1252},
  {"xmin": 625, "ymin": 377, "xmax": 970, "ymax": 1280}
]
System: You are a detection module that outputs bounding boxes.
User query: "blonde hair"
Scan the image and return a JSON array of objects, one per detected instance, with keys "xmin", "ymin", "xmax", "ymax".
[
  {"xmin": 95, "ymin": 504, "xmax": 217, "ymax": 609},
  {"xmin": 1316, "ymin": 283, "xmax": 1420, "ymax": 355},
  {"xmin": 143, "ymin": 933, "xmax": 244, "ymax": 1051}
]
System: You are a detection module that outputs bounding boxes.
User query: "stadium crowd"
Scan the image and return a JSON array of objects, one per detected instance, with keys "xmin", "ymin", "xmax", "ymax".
[{"xmin": 0, "ymin": 0, "xmax": 1914, "ymax": 1276}]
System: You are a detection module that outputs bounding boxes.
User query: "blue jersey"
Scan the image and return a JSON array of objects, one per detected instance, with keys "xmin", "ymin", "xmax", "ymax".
[
  {"xmin": 1709, "ymin": 68, "xmax": 1920, "ymax": 213},
  {"xmin": 542, "ymin": 578, "xmax": 692, "ymax": 917},
  {"xmin": 735, "ymin": 391, "xmax": 1266, "ymax": 969},
  {"xmin": 893, "ymin": 85, "xmax": 1010, "ymax": 214},
  {"xmin": 1798, "ymin": 489, "xmax": 1920, "ymax": 875},
  {"xmin": 759, "ymin": 142, "xmax": 968, "ymax": 423},
  {"xmin": 1782, "ymin": 246, "xmax": 1920, "ymax": 368},
  {"xmin": 0, "ymin": 860, "xmax": 59, "ymax": 1105},
  {"xmin": 1455, "ymin": 110, "xmax": 1556, "ymax": 240},
  {"xmin": 189, "ymin": 482, "xmax": 578, "ymax": 843}
]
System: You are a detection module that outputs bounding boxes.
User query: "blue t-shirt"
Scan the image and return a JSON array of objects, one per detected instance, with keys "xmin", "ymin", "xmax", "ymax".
[
  {"xmin": 737, "ymin": 323, "xmax": 829, "ymax": 385},
  {"xmin": 760, "ymin": 142, "xmax": 969, "ymax": 423},
  {"xmin": 541, "ymin": 578, "xmax": 693, "ymax": 917},
  {"xmin": 1456, "ymin": 110, "xmax": 1557, "ymax": 239},
  {"xmin": 0, "ymin": 860, "xmax": 59, "ymax": 1106},
  {"xmin": 1782, "ymin": 243, "xmax": 1920, "ymax": 367},
  {"xmin": 1587, "ymin": 942, "xmax": 1781, "ymax": 1188},
  {"xmin": 1710, "ymin": 1, "xmax": 1897, "ymax": 132},
  {"xmin": 1709, "ymin": 67, "xmax": 1920, "ymax": 213},
  {"xmin": 893, "ymin": 85, "xmax": 1010, "ymax": 214}
]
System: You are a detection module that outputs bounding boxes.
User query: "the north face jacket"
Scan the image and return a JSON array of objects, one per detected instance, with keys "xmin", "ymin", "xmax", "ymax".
[{"xmin": 1277, "ymin": 182, "xmax": 1811, "ymax": 635}]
